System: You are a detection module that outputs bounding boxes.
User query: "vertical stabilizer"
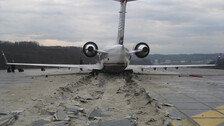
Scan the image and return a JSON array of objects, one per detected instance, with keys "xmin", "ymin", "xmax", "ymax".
[
  {"xmin": 2, "ymin": 51, "xmax": 8, "ymax": 64},
  {"xmin": 115, "ymin": 0, "xmax": 136, "ymax": 45},
  {"xmin": 117, "ymin": 0, "xmax": 127, "ymax": 45}
]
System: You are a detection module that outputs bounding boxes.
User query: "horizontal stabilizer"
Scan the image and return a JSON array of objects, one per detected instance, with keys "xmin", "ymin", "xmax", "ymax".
[{"xmin": 114, "ymin": 0, "xmax": 137, "ymax": 2}]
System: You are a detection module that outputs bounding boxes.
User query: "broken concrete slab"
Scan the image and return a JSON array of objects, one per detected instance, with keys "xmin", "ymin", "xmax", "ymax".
[
  {"xmin": 80, "ymin": 99, "xmax": 88, "ymax": 103},
  {"xmin": 0, "ymin": 109, "xmax": 23, "ymax": 126},
  {"xmin": 88, "ymin": 107, "xmax": 110, "ymax": 120},
  {"xmin": 65, "ymin": 108, "xmax": 79, "ymax": 115},
  {"xmin": 145, "ymin": 92, "xmax": 153, "ymax": 104},
  {"xmin": 106, "ymin": 108, "xmax": 115, "ymax": 111},
  {"xmin": 126, "ymin": 99, "xmax": 131, "ymax": 105},
  {"xmin": 98, "ymin": 81, "xmax": 106, "ymax": 87},
  {"xmin": 0, "ymin": 114, "xmax": 17, "ymax": 126},
  {"xmin": 31, "ymin": 119, "xmax": 50, "ymax": 126},
  {"xmin": 147, "ymin": 118, "xmax": 157, "ymax": 122},
  {"xmin": 65, "ymin": 106, "xmax": 84, "ymax": 114},
  {"xmin": 54, "ymin": 121, "xmax": 68, "ymax": 126},
  {"xmin": 10, "ymin": 110, "xmax": 24, "ymax": 115},
  {"xmin": 54, "ymin": 109, "xmax": 70, "ymax": 121},
  {"xmin": 116, "ymin": 88, "xmax": 123, "ymax": 94},
  {"xmin": 162, "ymin": 103, "xmax": 174, "ymax": 107},
  {"xmin": 155, "ymin": 102, "xmax": 162, "ymax": 109},
  {"xmin": 88, "ymin": 118, "xmax": 137, "ymax": 126},
  {"xmin": 88, "ymin": 107, "xmax": 102, "ymax": 120},
  {"xmin": 0, "ymin": 111, "xmax": 7, "ymax": 115},
  {"xmin": 59, "ymin": 87, "xmax": 71, "ymax": 92},
  {"xmin": 170, "ymin": 116, "xmax": 182, "ymax": 120}
]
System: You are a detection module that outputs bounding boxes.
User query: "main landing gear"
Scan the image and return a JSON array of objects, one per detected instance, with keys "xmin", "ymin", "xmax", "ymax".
[
  {"xmin": 7, "ymin": 66, "xmax": 24, "ymax": 73},
  {"xmin": 89, "ymin": 69, "xmax": 134, "ymax": 83},
  {"xmin": 90, "ymin": 69, "xmax": 100, "ymax": 76},
  {"xmin": 7, "ymin": 65, "xmax": 15, "ymax": 73},
  {"xmin": 123, "ymin": 69, "xmax": 133, "ymax": 83}
]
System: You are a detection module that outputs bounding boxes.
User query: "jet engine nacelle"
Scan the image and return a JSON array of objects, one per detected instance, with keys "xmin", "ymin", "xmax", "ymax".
[
  {"xmin": 134, "ymin": 42, "xmax": 150, "ymax": 58},
  {"xmin": 83, "ymin": 41, "xmax": 98, "ymax": 57}
]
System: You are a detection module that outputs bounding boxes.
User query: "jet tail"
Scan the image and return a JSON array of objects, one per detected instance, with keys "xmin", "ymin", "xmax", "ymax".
[
  {"xmin": 215, "ymin": 53, "xmax": 222, "ymax": 65},
  {"xmin": 2, "ymin": 51, "xmax": 8, "ymax": 65},
  {"xmin": 114, "ymin": 0, "xmax": 138, "ymax": 45}
]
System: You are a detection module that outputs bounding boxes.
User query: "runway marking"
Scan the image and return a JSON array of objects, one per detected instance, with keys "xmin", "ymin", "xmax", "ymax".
[{"xmin": 191, "ymin": 105, "xmax": 224, "ymax": 126}]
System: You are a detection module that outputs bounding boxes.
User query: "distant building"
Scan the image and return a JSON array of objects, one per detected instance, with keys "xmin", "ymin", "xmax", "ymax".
[
  {"xmin": 164, "ymin": 60, "xmax": 171, "ymax": 64},
  {"xmin": 180, "ymin": 60, "xmax": 186, "ymax": 63},
  {"xmin": 154, "ymin": 59, "xmax": 159, "ymax": 65},
  {"xmin": 191, "ymin": 61, "xmax": 204, "ymax": 64},
  {"xmin": 172, "ymin": 61, "xmax": 180, "ymax": 64},
  {"xmin": 206, "ymin": 60, "xmax": 212, "ymax": 63}
]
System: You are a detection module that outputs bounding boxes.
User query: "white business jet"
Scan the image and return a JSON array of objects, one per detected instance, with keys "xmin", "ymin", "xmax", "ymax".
[{"xmin": 1, "ymin": 0, "xmax": 218, "ymax": 74}]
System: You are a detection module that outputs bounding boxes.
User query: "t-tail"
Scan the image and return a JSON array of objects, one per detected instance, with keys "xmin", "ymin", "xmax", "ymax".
[
  {"xmin": 115, "ymin": 0, "xmax": 137, "ymax": 45},
  {"xmin": 1, "ymin": 51, "xmax": 8, "ymax": 65},
  {"xmin": 215, "ymin": 53, "xmax": 222, "ymax": 65}
]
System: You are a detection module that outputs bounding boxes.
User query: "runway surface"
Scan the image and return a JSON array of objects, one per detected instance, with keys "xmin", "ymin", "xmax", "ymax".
[
  {"xmin": 144, "ymin": 68, "xmax": 224, "ymax": 126},
  {"xmin": 0, "ymin": 68, "xmax": 224, "ymax": 125}
]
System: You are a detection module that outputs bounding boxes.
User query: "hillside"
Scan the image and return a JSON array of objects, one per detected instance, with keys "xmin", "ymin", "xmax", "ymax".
[{"xmin": 0, "ymin": 41, "xmax": 97, "ymax": 69}]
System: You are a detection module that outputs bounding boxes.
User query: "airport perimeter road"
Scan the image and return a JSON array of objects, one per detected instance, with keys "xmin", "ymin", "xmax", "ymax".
[{"xmin": 142, "ymin": 68, "xmax": 224, "ymax": 126}]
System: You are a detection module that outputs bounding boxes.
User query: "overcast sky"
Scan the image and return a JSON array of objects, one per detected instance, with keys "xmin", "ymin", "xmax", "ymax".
[{"xmin": 0, "ymin": 0, "xmax": 223, "ymax": 54}]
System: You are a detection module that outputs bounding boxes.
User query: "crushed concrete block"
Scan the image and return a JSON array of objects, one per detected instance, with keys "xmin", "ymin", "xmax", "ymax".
[
  {"xmin": 0, "ymin": 111, "xmax": 7, "ymax": 115},
  {"xmin": 116, "ymin": 88, "xmax": 123, "ymax": 94},
  {"xmin": 136, "ymin": 111, "xmax": 143, "ymax": 114},
  {"xmin": 80, "ymin": 99, "xmax": 88, "ymax": 103},
  {"xmin": 165, "ymin": 111, "xmax": 170, "ymax": 117},
  {"xmin": 126, "ymin": 99, "xmax": 131, "ymax": 105},
  {"xmin": 31, "ymin": 119, "xmax": 50, "ymax": 126},
  {"xmin": 107, "ymin": 108, "xmax": 115, "ymax": 111},
  {"xmin": 88, "ymin": 108, "xmax": 102, "ymax": 120},
  {"xmin": 0, "ymin": 114, "xmax": 17, "ymax": 126},
  {"xmin": 59, "ymin": 87, "xmax": 71, "ymax": 92},
  {"xmin": 170, "ymin": 116, "xmax": 182, "ymax": 120},
  {"xmin": 10, "ymin": 110, "xmax": 23, "ymax": 115},
  {"xmin": 98, "ymin": 81, "xmax": 106, "ymax": 87},
  {"xmin": 88, "ymin": 118, "xmax": 136, "ymax": 126},
  {"xmin": 88, "ymin": 107, "xmax": 110, "ymax": 120},
  {"xmin": 54, "ymin": 109, "xmax": 69, "ymax": 121},
  {"xmin": 54, "ymin": 121, "xmax": 68, "ymax": 126},
  {"xmin": 146, "ymin": 118, "xmax": 157, "ymax": 125},
  {"xmin": 134, "ymin": 92, "xmax": 140, "ymax": 96},
  {"xmin": 65, "ymin": 108, "xmax": 79, "ymax": 115},
  {"xmin": 162, "ymin": 103, "xmax": 174, "ymax": 107},
  {"xmin": 155, "ymin": 102, "xmax": 162, "ymax": 109}
]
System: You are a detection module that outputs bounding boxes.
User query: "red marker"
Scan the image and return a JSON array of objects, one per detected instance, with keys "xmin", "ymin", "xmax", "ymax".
[{"xmin": 189, "ymin": 74, "xmax": 203, "ymax": 78}]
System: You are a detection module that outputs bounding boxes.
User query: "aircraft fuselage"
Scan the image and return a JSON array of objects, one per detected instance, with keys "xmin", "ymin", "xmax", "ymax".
[{"xmin": 100, "ymin": 45, "xmax": 131, "ymax": 72}]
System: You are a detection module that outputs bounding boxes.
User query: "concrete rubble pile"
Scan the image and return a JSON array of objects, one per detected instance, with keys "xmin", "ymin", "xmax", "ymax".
[
  {"xmin": 0, "ymin": 111, "xmax": 22, "ymax": 126},
  {"xmin": 2, "ymin": 74, "xmax": 179, "ymax": 126}
]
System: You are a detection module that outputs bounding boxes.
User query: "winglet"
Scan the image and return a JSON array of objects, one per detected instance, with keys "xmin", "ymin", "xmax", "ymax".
[
  {"xmin": 2, "ymin": 51, "xmax": 8, "ymax": 64},
  {"xmin": 215, "ymin": 53, "xmax": 222, "ymax": 66}
]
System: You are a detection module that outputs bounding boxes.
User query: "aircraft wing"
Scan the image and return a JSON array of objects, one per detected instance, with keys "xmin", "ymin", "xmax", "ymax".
[
  {"xmin": 2, "ymin": 51, "xmax": 102, "ymax": 70},
  {"xmin": 127, "ymin": 64, "xmax": 216, "ymax": 70},
  {"xmin": 6, "ymin": 63, "xmax": 101, "ymax": 69},
  {"xmin": 127, "ymin": 53, "xmax": 221, "ymax": 70}
]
